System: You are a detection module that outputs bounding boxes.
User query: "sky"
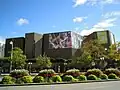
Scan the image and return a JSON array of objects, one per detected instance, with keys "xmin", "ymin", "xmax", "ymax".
[{"xmin": 0, "ymin": 0, "xmax": 120, "ymax": 44}]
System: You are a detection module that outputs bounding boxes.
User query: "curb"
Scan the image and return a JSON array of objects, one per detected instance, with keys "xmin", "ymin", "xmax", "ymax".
[{"xmin": 0, "ymin": 79, "xmax": 120, "ymax": 87}]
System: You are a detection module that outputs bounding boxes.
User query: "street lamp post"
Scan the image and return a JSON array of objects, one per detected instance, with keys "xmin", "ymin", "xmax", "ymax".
[
  {"xmin": 58, "ymin": 65, "xmax": 60, "ymax": 73},
  {"xmin": 28, "ymin": 62, "xmax": 32, "ymax": 74},
  {"xmin": 100, "ymin": 57, "xmax": 106, "ymax": 69},
  {"xmin": 10, "ymin": 41, "xmax": 13, "ymax": 73},
  {"xmin": 105, "ymin": 48, "xmax": 107, "ymax": 51}
]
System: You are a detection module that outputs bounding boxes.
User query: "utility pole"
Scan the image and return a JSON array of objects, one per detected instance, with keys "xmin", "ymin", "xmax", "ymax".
[{"xmin": 10, "ymin": 41, "xmax": 13, "ymax": 73}]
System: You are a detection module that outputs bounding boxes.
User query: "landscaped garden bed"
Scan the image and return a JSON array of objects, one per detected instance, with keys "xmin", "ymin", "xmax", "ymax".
[{"xmin": 1, "ymin": 68, "xmax": 120, "ymax": 85}]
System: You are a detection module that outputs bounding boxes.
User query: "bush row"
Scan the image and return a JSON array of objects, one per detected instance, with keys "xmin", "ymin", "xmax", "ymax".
[
  {"xmin": 1, "ymin": 68, "xmax": 120, "ymax": 84},
  {"xmin": 1, "ymin": 73, "xmax": 119, "ymax": 84}
]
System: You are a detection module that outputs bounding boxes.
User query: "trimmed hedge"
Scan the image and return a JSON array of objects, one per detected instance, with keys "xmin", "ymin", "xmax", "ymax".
[
  {"xmin": 33, "ymin": 76, "xmax": 45, "ymax": 83},
  {"xmin": 77, "ymin": 75, "xmax": 87, "ymax": 81},
  {"xmin": 10, "ymin": 69, "xmax": 29, "ymax": 78},
  {"xmin": 65, "ymin": 69, "xmax": 80, "ymax": 78},
  {"xmin": 87, "ymin": 74, "xmax": 98, "ymax": 80},
  {"xmin": 100, "ymin": 74, "xmax": 108, "ymax": 80},
  {"xmin": 2, "ymin": 76, "xmax": 15, "ymax": 84},
  {"xmin": 21, "ymin": 76, "xmax": 33, "ymax": 83},
  {"xmin": 104, "ymin": 68, "xmax": 120, "ymax": 77},
  {"xmin": 108, "ymin": 73, "xmax": 118, "ymax": 79},
  {"xmin": 62, "ymin": 75, "xmax": 75, "ymax": 82},
  {"xmin": 38, "ymin": 69, "xmax": 56, "ymax": 78},
  {"xmin": 51, "ymin": 75, "xmax": 62, "ymax": 82},
  {"xmin": 85, "ymin": 69, "xmax": 103, "ymax": 77}
]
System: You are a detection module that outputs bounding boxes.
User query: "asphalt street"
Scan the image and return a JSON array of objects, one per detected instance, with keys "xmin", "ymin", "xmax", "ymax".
[{"xmin": 0, "ymin": 81, "xmax": 120, "ymax": 90}]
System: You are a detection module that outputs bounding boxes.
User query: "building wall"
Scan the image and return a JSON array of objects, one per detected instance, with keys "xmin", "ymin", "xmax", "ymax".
[
  {"xmin": 34, "ymin": 33, "xmax": 43, "ymax": 58},
  {"xmin": 5, "ymin": 37, "xmax": 25, "ymax": 57},
  {"xmin": 0, "ymin": 43, "xmax": 5, "ymax": 57},
  {"xmin": 43, "ymin": 31, "xmax": 82, "ymax": 59},
  {"xmin": 82, "ymin": 32, "xmax": 97, "ymax": 44},
  {"xmin": 25, "ymin": 33, "xmax": 42, "ymax": 59},
  {"xmin": 82, "ymin": 30, "xmax": 115, "ymax": 49}
]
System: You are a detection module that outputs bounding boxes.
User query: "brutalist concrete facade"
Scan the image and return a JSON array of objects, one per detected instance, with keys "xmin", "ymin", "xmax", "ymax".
[
  {"xmin": 82, "ymin": 30, "xmax": 115, "ymax": 49},
  {"xmin": 25, "ymin": 32, "xmax": 43, "ymax": 59},
  {"xmin": 5, "ymin": 37, "xmax": 25, "ymax": 57},
  {"xmin": 42, "ymin": 31, "xmax": 82, "ymax": 59}
]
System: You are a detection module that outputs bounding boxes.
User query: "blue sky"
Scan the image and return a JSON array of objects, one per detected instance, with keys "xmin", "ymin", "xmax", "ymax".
[{"xmin": 0, "ymin": 0, "xmax": 120, "ymax": 43}]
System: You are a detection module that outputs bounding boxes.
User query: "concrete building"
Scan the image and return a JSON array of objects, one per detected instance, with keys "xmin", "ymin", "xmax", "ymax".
[
  {"xmin": 25, "ymin": 32, "xmax": 43, "ymax": 59},
  {"xmin": 0, "ymin": 43, "xmax": 5, "ymax": 58},
  {"xmin": 3, "ymin": 30, "xmax": 116, "ymax": 72},
  {"xmin": 5, "ymin": 37, "xmax": 25, "ymax": 57},
  {"xmin": 42, "ymin": 31, "xmax": 83, "ymax": 59},
  {"xmin": 82, "ymin": 30, "xmax": 115, "ymax": 49}
]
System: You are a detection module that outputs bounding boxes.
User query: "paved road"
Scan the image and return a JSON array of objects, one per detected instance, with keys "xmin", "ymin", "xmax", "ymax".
[{"xmin": 0, "ymin": 81, "xmax": 120, "ymax": 90}]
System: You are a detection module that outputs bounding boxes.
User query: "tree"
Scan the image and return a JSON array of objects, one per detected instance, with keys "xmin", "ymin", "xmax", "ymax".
[
  {"xmin": 71, "ymin": 52, "xmax": 92, "ymax": 69},
  {"xmin": 82, "ymin": 40, "xmax": 107, "ymax": 60},
  {"xmin": 9, "ymin": 47, "xmax": 26, "ymax": 69},
  {"xmin": 36, "ymin": 54, "xmax": 52, "ymax": 69},
  {"xmin": 107, "ymin": 43, "xmax": 120, "ymax": 68},
  {"xmin": 71, "ymin": 40, "xmax": 107, "ymax": 69}
]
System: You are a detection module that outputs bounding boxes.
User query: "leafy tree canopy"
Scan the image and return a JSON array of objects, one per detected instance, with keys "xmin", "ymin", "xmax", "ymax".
[
  {"xmin": 9, "ymin": 47, "xmax": 26, "ymax": 69},
  {"xmin": 36, "ymin": 54, "xmax": 52, "ymax": 69}
]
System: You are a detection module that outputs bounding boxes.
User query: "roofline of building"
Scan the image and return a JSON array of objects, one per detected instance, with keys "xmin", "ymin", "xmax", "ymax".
[
  {"xmin": 6, "ymin": 37, "xmax": 25, "ymax": 40},
  {"xmin": 83, "ymin": 30, "xmax": 112, "ymax": 37},
  {"xmin": 25, "ymin": 32, "xmax": 43, "ymax": 35},
  {"xmin": 43, "ymin": 30, "xmax": 71, "ymax": 35}
]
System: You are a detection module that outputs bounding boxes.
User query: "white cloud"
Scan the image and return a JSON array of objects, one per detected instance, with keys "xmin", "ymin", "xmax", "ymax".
[
  {"xmin": 103, "ymin": 11, "xmax": 120, "ymax": 18},
  {"xmin": 93, "ymin": 18, "xmax": 117, "ymax": 28},
  {"xmin": 80, "ymin": 28, "xmax": 105, "ymax": 36},
  {"xmin": 73, "ymin": 0, "xmax": 87, "ymax": 7},
  {"xmin": 101, "ymin": 0, "xmax": 114, "ymax": 4},
  {"xmin": 73, "ymin": 0, "xmax": 119, "ymax": 7},
  {"xmin": 80, "ymin": 18, "xmax": 117, "ymax": 36},
  {"xmin": 17, "ymin": 18, "xmax": 29, "ymax": 26},
  {"xmin": 73, "ymin": 17, "xmax": 87, "ymax": 23}
]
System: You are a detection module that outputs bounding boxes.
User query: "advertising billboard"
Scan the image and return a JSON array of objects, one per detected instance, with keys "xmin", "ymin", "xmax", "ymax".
[
  {"xmin": 71, "ymin": 32, "xmax": 82, "ymax": 49},
  {"xmin": 49, "ymin": 31, "xmax": 72, "ymax": 49},
  {"xmin": 97, "ymin": 31, "xmax": 108, "ymax": 44}
]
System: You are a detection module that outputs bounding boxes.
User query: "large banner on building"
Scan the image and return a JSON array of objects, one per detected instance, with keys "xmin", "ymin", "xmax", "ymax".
[
  {"xmin": 71, "ymin": 32, "xmax": 82, "ymax": 49},
  {"xmin": 49, "ymin": 31, "xmax": 72, "ymax": 49},
  {"xmin": 97, "ymin": 32, "xmax": 108, "ymax": 44}
]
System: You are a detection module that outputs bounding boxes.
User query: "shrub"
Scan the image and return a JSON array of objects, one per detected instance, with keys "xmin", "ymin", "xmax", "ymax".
[
  {"xmin": 104, "ymin": 68, "xmax": 120, "ymax": 77},
  {"xmin": 85, "ymin": 69, "xmax": 103, "ymax": 77},
  {"xmin": 33, "ymin": 76, "xmax": 44, "ymax": 83},
  {"xmin": 77, "ymin": 75, "xmax": 87, "ymax": 81},
  {"xmin": 65, "ymin": 69, "xmax": 80, "ymax": 78},
  {"xmin": 51, "ymin": 75, "xmax": 62, "ymax": 82},
  {"xmin": 2, "ymin": 76, "xmax": 15, "ymax": 84},
  {"xmin": 21, "ymin": 76, "xmax": 33, "ymax": 83},
  {"xmin": 10, "ymin": 69, "xmax": 29, "ymax": 78},
  {"xmin": 38, "ymin": 69, "xmax": 55, "ymax": 78},
  {"xmin": 87, "ymin": 74, "xmax": 98, "ymax": 80},
  {"xmin": 62, "ymin": 75, "xmax": 74, "ymax": 82},
  {"xmin": 108, "ymin": 73, "xmax": 118, "ymax": 79},
  {"xmin": 15, "ymin": 78, "xmax": 24, "ymax": 84},
  {"xmin": 100, "ymin": 74, "xmax": 108, "ymax": 80}
]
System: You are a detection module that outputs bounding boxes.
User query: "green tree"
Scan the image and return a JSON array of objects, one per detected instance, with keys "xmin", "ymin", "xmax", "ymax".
[
  {"xmin": 71, "ymin": 52, "xmax": 92, "ymax": 68},
  {"xmin": 36, "ymin": 54, "xmax": 52, "ymax": 69},
  {"xmin": 107, "ymin": 43, "xmax": 120, "ymax": 67},
  {"xmin": 108, "ymin": 41, "xmax": 120, "ymax": 60},
  {"xmin": 71, "ymin": 40, "xmax": 107, "ymax": 69},
  {"xmin": 82, "ymin": 40, "xmax": 107, "ymax": 60},
  {"xmin": 9, "ymin": 47, "xmax": 26, "ymax": 69}
]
